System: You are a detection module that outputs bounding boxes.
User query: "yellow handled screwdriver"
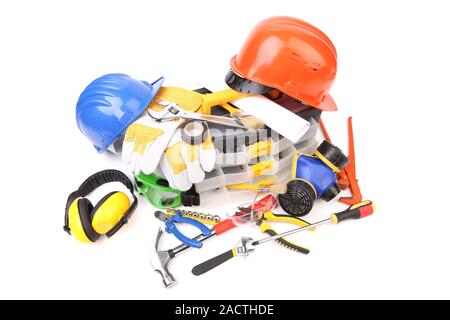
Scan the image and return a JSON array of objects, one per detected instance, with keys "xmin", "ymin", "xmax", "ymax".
[
  {"xmin": 252, "ymin": 200, "xmax": 375, "ymax": 246},
  {"xmin": 192, "ymin": 201, "xmax": 375, "ymax": 276}
]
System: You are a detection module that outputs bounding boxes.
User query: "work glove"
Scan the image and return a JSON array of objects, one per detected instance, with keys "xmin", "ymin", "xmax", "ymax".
[
  {"xmin": 122, "ymin": 114, "xmax": 181, "ymax": 175},
  {"xmin": 159, "ymin": 121, "xmax": 216, "ymax": 191}
]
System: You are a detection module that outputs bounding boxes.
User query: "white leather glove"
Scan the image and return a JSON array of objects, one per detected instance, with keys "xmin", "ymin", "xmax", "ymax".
[
  {"xmin": 160, "ymin": 121, "xmax": 216, "ymax": 191},
  {"xmin": 121, "ymin": 114, "xmax": 181, "ymax": 174}
]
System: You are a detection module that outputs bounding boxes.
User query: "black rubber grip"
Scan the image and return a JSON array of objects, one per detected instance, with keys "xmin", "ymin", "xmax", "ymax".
[
  {"xmin": 264, "ymin": 229, "xmax": 310, "ymax": 255},
  {"xmin": 333, "ymin": 207, "xmax": 361, "ymax": 223},
  {"xmin": 332, "ymin": 200, "xmax": 374, "ymax": 223},
  {"xmin": 191, "ymin": 250, "xmax": 235, "ymax": 276}
]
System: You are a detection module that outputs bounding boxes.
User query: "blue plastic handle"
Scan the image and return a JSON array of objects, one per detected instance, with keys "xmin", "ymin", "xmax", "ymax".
[{"xmin": 165, "ymin": 212, "xmax": 212, "ymax": 248}]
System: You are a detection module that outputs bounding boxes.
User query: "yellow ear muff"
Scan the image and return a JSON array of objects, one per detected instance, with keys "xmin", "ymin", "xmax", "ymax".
[
  {"xmin": 68, "ymin": 199, "xmax": 94, "ymax": 244},
  {"xmin": 91, "ymin": 192, "xmax": 131, "ymax": 235}
]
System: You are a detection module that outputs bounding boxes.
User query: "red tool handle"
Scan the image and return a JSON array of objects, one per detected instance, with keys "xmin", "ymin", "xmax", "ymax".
[
  {"xmin": 331, "ymin": 200, "xmax": 375, "ymax": 224},
  {"xmin": 214, "ymin": 194, "xmax": 278, "ymax": 235},
  {"xmin": 213, "ymin": 219, "xmax": 236, "ymax": 235}
]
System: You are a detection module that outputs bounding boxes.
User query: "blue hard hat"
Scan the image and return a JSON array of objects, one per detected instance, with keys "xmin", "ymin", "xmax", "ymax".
[{"xmin": 76, "ymin": 73, "xmax": 164, "ymax": 153}]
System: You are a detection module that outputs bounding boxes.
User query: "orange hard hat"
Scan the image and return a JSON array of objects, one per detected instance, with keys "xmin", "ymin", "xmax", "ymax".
[{"xmin": 226, "ymin": 16, "xmax": 338, "ymax": 111}]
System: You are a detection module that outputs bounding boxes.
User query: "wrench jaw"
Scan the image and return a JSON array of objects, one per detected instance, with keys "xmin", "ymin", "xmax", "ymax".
[
  {"xmin": 147, "ymin": 100, "xmax": 180, "ymax": 122},
  {"xmin": 148, "ymin": 99, "xmax": 248, "ymax": 129},
  {"xmin": 235, "ymin": 237, "xmax": 256, "ymax": 257}
]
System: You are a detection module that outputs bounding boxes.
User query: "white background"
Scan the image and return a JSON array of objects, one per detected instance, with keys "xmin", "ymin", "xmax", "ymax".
[{"xmin": 0, "ymin": 0, "xmax": 449, "ymax": 299}]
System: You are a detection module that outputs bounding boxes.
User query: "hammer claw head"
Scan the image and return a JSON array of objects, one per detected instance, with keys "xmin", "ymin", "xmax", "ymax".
[{"xmin": 150, "ymin": 227, "xmax": 177, "ymax": 288}]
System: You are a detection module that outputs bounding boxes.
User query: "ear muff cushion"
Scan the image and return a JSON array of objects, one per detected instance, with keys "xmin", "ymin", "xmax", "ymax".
[
  {"xmin": 78, "ymin": 198, "xmax": 101, "ymax": 242},
  {"xmin": 68, "ymin": 198, "xmax": 100, "ymax": 243},
  {"xmin": 91, "ymin": 191, "xmax": 131, "ymax": 235},
  {"xmin": 89, "ymin": 192, "xmax": 116, "ymax": 222}
]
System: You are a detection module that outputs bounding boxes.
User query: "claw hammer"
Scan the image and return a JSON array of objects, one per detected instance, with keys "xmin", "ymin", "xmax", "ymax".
[{"xmin": 149, "ymin": 195, "xmax": 277, "ymax": 287}]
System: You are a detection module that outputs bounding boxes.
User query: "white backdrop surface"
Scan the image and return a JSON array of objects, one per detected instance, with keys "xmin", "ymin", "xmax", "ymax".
[{"xmin": 0, "ymin": 0, "xmax": 448, "ymax": 299}]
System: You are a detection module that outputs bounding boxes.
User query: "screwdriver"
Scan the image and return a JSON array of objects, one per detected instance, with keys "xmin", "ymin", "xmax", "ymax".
[
  {"xmin": 192, "ymin": 200, "xmax": 375, "ymax": 276},
  {"xmin": 252, "ymin": 200, "xmax": 375, "ymax": 246}
]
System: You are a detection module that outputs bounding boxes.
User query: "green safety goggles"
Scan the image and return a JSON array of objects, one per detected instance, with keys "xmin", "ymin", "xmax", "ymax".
[{"xmin": 134, "ymin": 173, "xmax": 199, "ymax": 209}]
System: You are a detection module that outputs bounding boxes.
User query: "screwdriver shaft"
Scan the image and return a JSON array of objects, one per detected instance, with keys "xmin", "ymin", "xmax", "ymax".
[{"xmin": 253, "ymin": 218, "xmax": 332, "ymax": 246}]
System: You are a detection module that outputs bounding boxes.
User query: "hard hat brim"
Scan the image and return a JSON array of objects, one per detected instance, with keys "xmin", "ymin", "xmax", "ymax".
[
  {"xmin": 95, "ymin": 76, "xmax": 165, "ymax": 153},
  {"xmin": 230, "ymin": 56, "xmax": 337, "ymax": 112},
  {"xmin": 318, "ymin": 94, "xmax": 337, "ymax": 112}
]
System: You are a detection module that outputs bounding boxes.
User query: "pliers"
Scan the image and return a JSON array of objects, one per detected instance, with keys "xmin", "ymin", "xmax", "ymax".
[
  {"xmin": 256, "ymin": 211, "xmax": 313, "ymax": 254},
  {"xmin": 191, "ymin": 216, "xmax": 312, "ymax": 276},
  {"xmin": 155, "ymin": 211, "xmax": 212, "ymax": 248}
]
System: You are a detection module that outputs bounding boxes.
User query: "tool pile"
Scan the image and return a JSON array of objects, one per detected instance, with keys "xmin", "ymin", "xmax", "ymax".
[{"xmin": 65, "ymin": 16, "xmax": 375, "ymax": 287}]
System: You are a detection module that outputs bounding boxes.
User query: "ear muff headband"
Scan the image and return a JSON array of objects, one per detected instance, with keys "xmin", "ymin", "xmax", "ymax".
[{"xmin": 64, "ymin": 169, "xmax": 138, "ymax": 238}]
